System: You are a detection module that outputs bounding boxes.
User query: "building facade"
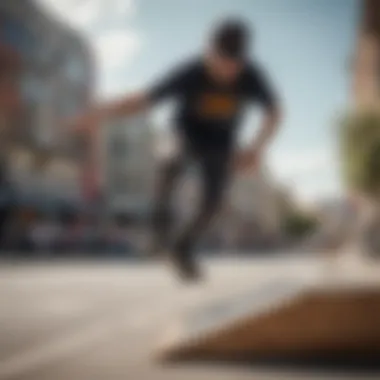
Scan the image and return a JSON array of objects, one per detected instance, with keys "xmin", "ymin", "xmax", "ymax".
[
  {"xmin": 102, "ymin": 114, "xmax": 155, "ymax": 216},
  {"xmin": 0, "ymin": 0, "xmax": 95, "ymax": 206},
  {"xmin": 353, "ymin": 0, "xmax": 380, "ymax": 109}
]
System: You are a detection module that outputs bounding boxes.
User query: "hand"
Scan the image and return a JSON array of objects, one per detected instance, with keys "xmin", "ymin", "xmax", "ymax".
[{"xmin": 234, "ymin": 148, "xmax": 261, "ymax": 174}]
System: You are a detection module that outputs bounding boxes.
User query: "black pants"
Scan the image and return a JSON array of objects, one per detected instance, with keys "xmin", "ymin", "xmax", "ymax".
[{"xmin": 151, "ymin": 141, "xmax": 232, "ymax": 259}]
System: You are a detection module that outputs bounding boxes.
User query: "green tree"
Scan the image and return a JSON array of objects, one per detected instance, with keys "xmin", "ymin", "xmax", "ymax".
[
  {"xmin": 282, "ymin": 211, "xmax": 320, "ymax": 239},
  {"xmin": 339, "ymin": 111, "xmax": 380, "ymax": 195}
]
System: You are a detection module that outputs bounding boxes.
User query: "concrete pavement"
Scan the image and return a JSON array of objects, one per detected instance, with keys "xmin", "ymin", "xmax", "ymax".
[{"xmin": 0, "ymin": 254, "xmax": 379, "ymax": 380}]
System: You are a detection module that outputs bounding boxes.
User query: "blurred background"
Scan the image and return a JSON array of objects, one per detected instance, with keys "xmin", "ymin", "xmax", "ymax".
[
  {"xmin": 2, "ymin": 1, "xmax": 380, "ymax": 380},
  {"xmin": 0, "ymin": 0, "xmax": 370, "ymax": 259}
]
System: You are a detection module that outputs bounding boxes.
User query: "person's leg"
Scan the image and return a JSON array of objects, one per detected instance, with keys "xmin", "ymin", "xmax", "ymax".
[
  {"xmin": 171, "ymin": 148, "xmax": 231, "ymax": 279},
  {"xmin": 149, "ymin": 155, "xmax": 185, "ymax": 255}
]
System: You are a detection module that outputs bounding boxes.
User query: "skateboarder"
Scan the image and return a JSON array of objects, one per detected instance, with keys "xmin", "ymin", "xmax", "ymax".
[{"xmin": 74, "ymin": 18, "xmax": 282, "ymax": 281}]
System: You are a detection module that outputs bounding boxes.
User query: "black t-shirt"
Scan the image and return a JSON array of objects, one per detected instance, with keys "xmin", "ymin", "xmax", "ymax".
[{"xmin": 148, "ymin": 58, "xmax": 277, "ymax": 150}]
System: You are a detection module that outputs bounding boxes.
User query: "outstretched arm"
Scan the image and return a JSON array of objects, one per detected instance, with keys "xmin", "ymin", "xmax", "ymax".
[
  {"xmin": 73, "ymin": 61, "xmax": 194, "ymax": 132},
  {"xmin": 72, "ymin": 92, "xmax": 150, "ymax": 132},
  {"xmin": 99, "ymin": 92, "xmax": 150, "ymax": 119}
]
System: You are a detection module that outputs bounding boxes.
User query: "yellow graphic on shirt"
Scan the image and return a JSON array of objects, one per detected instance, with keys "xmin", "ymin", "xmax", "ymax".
[{"xmin": 197, "ymin": 93, "xmax": 237, "ymax": 119}]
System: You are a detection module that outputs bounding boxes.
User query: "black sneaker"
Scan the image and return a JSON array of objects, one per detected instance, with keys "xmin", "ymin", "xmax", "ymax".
[{"xmin": 168, "ymin": 252, "xmax": 204, "ymax": 283}]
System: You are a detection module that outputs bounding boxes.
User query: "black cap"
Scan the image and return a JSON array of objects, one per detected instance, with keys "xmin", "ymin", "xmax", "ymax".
[{"xmin": 212, "ymin": 18, "xmax": 251, "ymax": 59}]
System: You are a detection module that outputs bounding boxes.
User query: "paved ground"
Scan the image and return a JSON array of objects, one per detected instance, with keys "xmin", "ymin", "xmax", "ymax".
[{"xmin": 0, "ymin": 254, "xmax": 379, "ymax": 380}]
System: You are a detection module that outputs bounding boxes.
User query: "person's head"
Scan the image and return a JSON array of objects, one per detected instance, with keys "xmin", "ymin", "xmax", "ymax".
[{"xmin": 207, "ymin": 18, "xmax": 251, "ymax": 83}]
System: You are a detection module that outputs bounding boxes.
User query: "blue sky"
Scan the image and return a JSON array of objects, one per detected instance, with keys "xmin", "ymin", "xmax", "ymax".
[{"xmin": 39, "ymin": 0, "xmax": 360, "ymax": 203}]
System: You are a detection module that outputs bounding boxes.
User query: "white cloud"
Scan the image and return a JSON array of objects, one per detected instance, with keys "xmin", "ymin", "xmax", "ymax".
[
  {"xmin": 94, "ymin": 30, "xmax": 141, "ymax": 72},
  {"xmin": 269, "ymin": 147, "xmax": 337, "ymax": 181},
  {"xmin": 269, "ymin": 146, "xmax": 342, "ymax": 202},
  {"xmin": 71, "ymin": 1, "xmax": 101, "ymax": 29},
  {"xmin": 37, "ymin": 0, "xmax": 135, "ymax": 32},
  {"xmin": 37, "ymin": 0, "xmax": 101, "ymax": 31},
  {"xmin": 293, "ymin": 180, "xmax": 342, "ymax": 205},
  {"xmin": 113, "ymin": 0, "xmax": 136, "ymax": 17},
  {"xmin": 92, "ymin": 29, "xmax": 142, "ymax": 98}
]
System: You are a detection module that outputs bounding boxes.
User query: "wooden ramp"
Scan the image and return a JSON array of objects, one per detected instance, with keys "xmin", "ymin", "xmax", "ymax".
[{"xmin": 157, "ymin": 266, "xmax": 380, "ymax": 363}]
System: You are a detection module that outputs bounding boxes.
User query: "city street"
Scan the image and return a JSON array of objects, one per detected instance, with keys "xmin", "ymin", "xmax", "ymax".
[{"xmin": 0, "ymin": 254, "xmax": 378, "ymax": 380}]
